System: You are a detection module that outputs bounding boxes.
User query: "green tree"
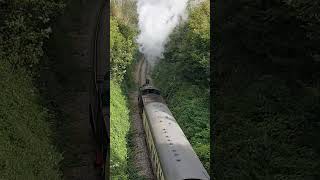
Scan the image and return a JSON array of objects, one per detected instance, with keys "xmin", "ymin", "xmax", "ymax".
[
  {"xmin": 110, "ymin": 16, "xmax": 137, "ymax": 82},
  {"xmin": 153, "ymin": 0, "xmax": 210, "ymax": 173}
]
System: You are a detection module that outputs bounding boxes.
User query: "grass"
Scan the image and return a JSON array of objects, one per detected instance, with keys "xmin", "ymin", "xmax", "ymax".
[{"xmin": 0, "ymin": 62, "xmax": 63, "ymax": 180}]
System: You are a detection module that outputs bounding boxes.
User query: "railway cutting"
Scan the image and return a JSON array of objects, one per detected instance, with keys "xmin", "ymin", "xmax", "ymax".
[{"xmin": 128, "ymin": 57, "xmax": 155, "ymax": 179}]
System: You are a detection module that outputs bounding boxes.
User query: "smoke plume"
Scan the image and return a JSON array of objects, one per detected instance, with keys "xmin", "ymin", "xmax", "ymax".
[{"xmin": 136, "ymin": 0, "xmax": 188, "ymax": 65}]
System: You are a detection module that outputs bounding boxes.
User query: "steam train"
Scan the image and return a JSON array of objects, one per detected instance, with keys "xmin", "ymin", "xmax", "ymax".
[{"xmin": 138, "ymin": 80, "xmax": 210, "ymax": 180}]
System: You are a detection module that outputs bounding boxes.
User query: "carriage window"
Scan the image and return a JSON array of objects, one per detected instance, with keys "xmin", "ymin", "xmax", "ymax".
[
  {"xmin": 142, "ymin": 89, "xmax": 161, "ymax": 95},
  {"xmin": 142, "ymin": 90, "xmax": 148, "ymax": 95},
  {"xmin": 150, "ymin": 89, "xmax": 160, "ymax": 95}
]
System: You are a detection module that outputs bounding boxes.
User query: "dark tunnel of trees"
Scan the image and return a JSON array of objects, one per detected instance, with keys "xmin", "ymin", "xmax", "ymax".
[{"xmin": 213, "ymin": 0, "xmax": 320, "ymax": 179}]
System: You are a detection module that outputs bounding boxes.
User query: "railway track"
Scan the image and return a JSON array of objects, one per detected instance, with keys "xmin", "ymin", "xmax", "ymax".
[
  {"xmin": 138, "ymin": 57, "xmax": 146, "ymax": 86},
  {"xmin": 138, "ymin": 57, "xmax": 151, "ymax": 86},
  {"xmin": 129, "ymin": 56, "xmax": 155, "ymax": 179}
]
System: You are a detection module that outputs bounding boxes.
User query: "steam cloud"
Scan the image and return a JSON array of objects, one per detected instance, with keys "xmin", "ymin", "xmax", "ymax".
[{"xmin": 136, "ymin": 0, "xmax": 189, "ymax": 65}]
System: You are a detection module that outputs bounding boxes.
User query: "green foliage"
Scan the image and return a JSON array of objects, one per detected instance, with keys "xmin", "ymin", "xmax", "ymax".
[
  {"xmin": 214, "ymin": 0, "xmax": 320, "ymax": 179},
  {"xmin": 153, "ymin": 0, "xmax": 210, "ymax": 173},
  {"xmin": 0, "ymin": 0, "xmax": 65, "ymax": 179},
  {"xmin": 215, "ymin": 76, "xmax": 320, "ymax": 179},
  {"xmin": 284, "ymin": 0, "xmax": 320, "ymax": 41},
  {"xmin": 170, "ymin": 85, "xmax": 210, "ymax": 171},
  {"xmin": 153, "ymin": 70, "xmax": 210, "ymax": 172},
  {"xmin": 0, "ymin": 0, "xmax": 65, "ymax": 72},
  {"xmin": 162, "ymin": 0, "xmax": 210, "ymax": 86},
  {"xmin": 110, "ymin": 80, "xmax": 130, "ymax": 179},
  {"xmin": 110, "ymin": 0, "xmax": 138, "ymax": 27},
  {"xmin": 224, "ymin": 0, "xmax": 320, "ymax": 62},
  {"xmin": 110, "ymin": 0, "xmax": 140, "ymax": 179},
  {"xmin": 0, "ymin": 62, "xmax": 63, "ymax": 180},
  {"xmin": 110, "ymin": 16, "xmax": 137, "ymax": 82}
]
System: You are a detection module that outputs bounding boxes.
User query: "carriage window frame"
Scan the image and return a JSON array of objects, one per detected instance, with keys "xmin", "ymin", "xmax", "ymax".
[{"xmin": 142, "ymin": 88, "xmax": 161, "ymax": 95}]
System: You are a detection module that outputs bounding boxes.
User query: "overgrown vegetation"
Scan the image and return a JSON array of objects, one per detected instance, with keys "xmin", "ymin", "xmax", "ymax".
[
  {"xmin": 214, "ymin": 0, "xmax": 320, "ymax": 179},
  {"xmin": 153, "ymin": 0, "xmax": 210, "ymax": 173},
  {"xmin": 0, "ymin": 0, "xmax": 65, "ymax": 72},
  {"xmin": 110, "ymin": 16, "xmax": 137, "ymax": 82},
  {"xmin": 110, "ymin": 80, "xmax": 130, "ymax": 179},
  {"xmin": 0, "ymin": 0, "xmax": 65, "ymax": 179},
  {"xmin": 110, "ymin": 0, "xmax": 140, "ymax": 179},
  {"xmin": 0, "ymin": 62, "xmax": 63, "ymax": 180}
]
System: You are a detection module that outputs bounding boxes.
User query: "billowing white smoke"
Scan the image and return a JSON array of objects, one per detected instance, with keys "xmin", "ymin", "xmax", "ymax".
[{"xmin": 136, "ymin": 0, "xmax": 189, "ymax": 66}]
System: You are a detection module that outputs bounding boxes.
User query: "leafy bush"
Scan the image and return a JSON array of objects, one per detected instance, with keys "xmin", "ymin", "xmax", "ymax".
[
  {"xmin": 213, "ymin": 0, "xmax": 320, "ymax": 179},
  {"xmin": 153, "ymin": 0, "xmax": 210, "ymax": 173},
  {"xmin": 0, "ymin": 0, "xmax": 65, "ymax": 179},
  {"xmin": 161, "ymin": 0, "xmax": 210, "ymax": 86},
  {"xmin": 110, "ymin": 1, "xmax": 139, "ymax": 178},
  {"xmin": 214, "ymin": 76, "xmax": 320, "ymax": 179},
  {"xmin": 110, "ymin": 80, "xmax": 130, "ymax": 179},
  {"xmin": 0, "ymin": 62, "xmax": 63, "ymax": 180},
  {"xmin": 0, "ymin": 0, "xmax": 65, "ymax": 72},
  {"xmin": 110, "ymin": 0, "xmax": 138, "ymax": 26},
  {"xmin": 170, "ymin": 85, "xmax": 210, "ymax": 171},
  {"xmin": 110, "ymin": 16, "xmax": 137, "ymax": 82}
]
